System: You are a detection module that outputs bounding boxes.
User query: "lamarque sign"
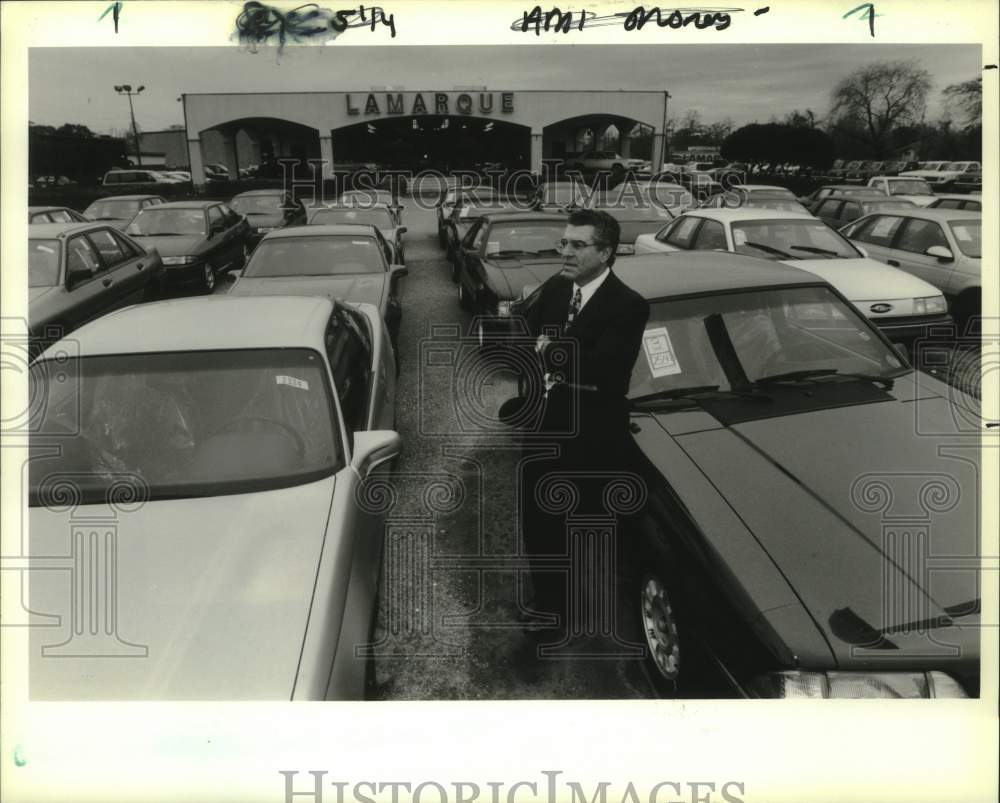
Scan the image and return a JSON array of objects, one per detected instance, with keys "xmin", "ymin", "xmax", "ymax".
[{"xmin": 346, "ymin": 91, "xmax": 515, "ymax": 116}]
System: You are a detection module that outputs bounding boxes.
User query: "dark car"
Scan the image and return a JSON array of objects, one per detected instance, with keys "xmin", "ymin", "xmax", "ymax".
[
  {"xmin": 228, "ymin": 224, "xmax": 407, "ymax": 354},
  {"xmin": 586, "ymin": 188, "xmax": 676, "ymax": 256},
  {"xmin": 308, "ymin": 203, "xmax": 407, "ymax": 264},
  {"xmin": 28, "ymin": 222, "xmax": 164, "ymax": 352},
  {"xmin": 512, "ymin": 251, "xmax": 980, "ymax": 698},
  {"xmin": 82, "ymin": 194, "xmax": 166, "ymax": 230},
  {"xmin": 29, "ymin": 206, "xmax": 89, "ymax": 224},
  {"xmin": 435, "ymin": 184, "xmax": 500, "ymax": 247},
  {"xmin": 927, "ymin": 195, "xmax": 982, "ymax": 212},
  {"xmin": 797, "ymin": 184, "xmax": 884, "ymax": 206},
  {"xmin": 454, "ymin": 211, "xmax": 568, "ymax": 344},
  {"xmin": 443, "ymin": 199, "xmax": 520, "ymax": 276},
  {"xmin": 229, "ymin": 189, "xmax": 307, "ymax": 250},
  {"xmin": 809, "ymin": 194, "xmax": 916, "ymax": 228},
  {"xmin": 124, "ymin": 201, "xmax": 251, "ymax": 294}
]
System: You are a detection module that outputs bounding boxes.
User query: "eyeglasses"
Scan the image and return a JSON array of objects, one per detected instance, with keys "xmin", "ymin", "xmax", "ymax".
[{"xmin": 557, "ymin": 239, "xmax": 604, "ymax": 251}]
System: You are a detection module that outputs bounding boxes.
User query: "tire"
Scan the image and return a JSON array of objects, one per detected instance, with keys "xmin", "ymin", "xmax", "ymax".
[
  {"xmin": 952, "ymin": 290, "xmax": 980, "ymax": 337},
  {"xmin": 201, "ymin": 263, "xmax": 216, "ymax": 295},
  {"xmin": 637, "ymin": 571, "xmax": 682, "ymax": 692}
]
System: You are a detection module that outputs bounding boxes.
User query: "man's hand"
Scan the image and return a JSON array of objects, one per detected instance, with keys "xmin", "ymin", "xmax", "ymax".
[{"xmin": 535, "ymin": 334, "xmax": 552, "ymax": 354}]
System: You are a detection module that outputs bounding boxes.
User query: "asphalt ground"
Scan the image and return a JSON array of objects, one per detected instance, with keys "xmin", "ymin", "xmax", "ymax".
[{"xmin": 210, "ymin": 198, "xmax": 983, "ymax": 700}]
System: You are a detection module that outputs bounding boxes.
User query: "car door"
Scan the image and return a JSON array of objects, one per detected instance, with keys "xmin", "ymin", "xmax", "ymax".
[
  {"xmin": 84, "ymin": 227, "xmax": 145, "ymax": 308},
  {"xmin": 204, "ymin": 205, "xmax": 234, "ymax": 269},
  {"xmin": 219, "ymin": 203, "xmax": 250, "ymax": 262},
  {"xmin": 813, "ymin": 199, "xmax": 845, "ymax": 227},
  {"xmin": 61, "ymin": 233, "xmax": 114, "ymax": 330},
  {"xmin": 888, "ymin": 217, "xmax": 954, "ymax": 292}
]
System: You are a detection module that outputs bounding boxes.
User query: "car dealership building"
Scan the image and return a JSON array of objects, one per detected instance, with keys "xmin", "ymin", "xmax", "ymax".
[{"xmin": 181, "ymin": 89, "xmax": 670, "ymax": 186}]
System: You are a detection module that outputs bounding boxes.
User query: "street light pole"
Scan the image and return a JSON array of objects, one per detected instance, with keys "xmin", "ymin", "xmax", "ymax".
[{"xmin": 114, "ymin": 84, "xmax": 145, "ymax": 167}]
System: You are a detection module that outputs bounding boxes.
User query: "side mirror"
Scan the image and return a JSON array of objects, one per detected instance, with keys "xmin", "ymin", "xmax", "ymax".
[
  {"xmin": 351, "ymin": 430, "xmax": 401, "ymax": 478},
  {"xmin": 926, "ymin": 245, "xmax": 953, "ymax": 262},
  {"xmin": 66, "ymin": 265, "xmax": 93, "ymax": 288},
  {"xmin": 224, "ymin": 269, "xmax": 243, "ymax": 283},
  {"xmin": 398, "ymin": 226, "xmax": 408, "ymax": 234},
  {"xmin": 855, "ymin": 244, "xmax": 869, "ymax": 258},
  {"xmin": 391, "ymin": 265, "xmax": 408, "ymax": 277}
]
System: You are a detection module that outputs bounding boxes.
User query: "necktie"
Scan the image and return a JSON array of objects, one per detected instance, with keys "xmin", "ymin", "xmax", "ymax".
[{"xmin": 565, "ymin": 287, "xmax": 582, "ymax": 331}]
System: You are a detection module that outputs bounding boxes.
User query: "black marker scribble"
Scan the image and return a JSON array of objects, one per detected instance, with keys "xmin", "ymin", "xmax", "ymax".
[
  {"xmin": 512, "ymin": 6, "xmax": 747, "ymax": 34},
  {"xmin": 235, "ymin": 2, "xmax": 396, "ymax": 53},
  {"xmin": 842, "ymin": 2, "xmax": 879, "ymax": 37},
  {"xmin": 754, "ymin": 6, "xmax": 769, "ymax": 14},
  {"xmin": 984, "ymin": 64, "xmax": 998, "ymax": 70}
]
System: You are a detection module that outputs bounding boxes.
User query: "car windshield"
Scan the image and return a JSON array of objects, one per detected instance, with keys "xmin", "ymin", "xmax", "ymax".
[
  {"xmin": 483, "ymin": 220, "xmax": 566, "ymax": 258},
  {"xmin": 887, "ymin": 179, "xmax": 933, "ymax": 195},
  {"xmin": 84, "ymin": 199, "xmax": 140, "ymax": 220},
  {"xmin": 29, "ymin": 239, "xmax": 61, "ymax": 287},
  {"xmin": 628, "ymin": 286, "xmax": 905, "ymax": 400},
  {"xmin": 309, "ymin": 207, "xmax": 394, "ymax": 228},
  {"xmin": 732, "ymin": 219, "xmax": 859, "ymax": 260},
  {"xmin": 840, "ymin": 188, "xmax": 883, "ymax": 197},
  {"xmin": 948, "ymin": 219, "xmax": 981, "ymax": 258},
  {"xmin": 245, "ymin": 235, "xmax": 386, "ymax": 276},
  {"xmin": 747, "ymin": 189, "xmax": 797, "ymax": 199},
  {"xmin": 231, "ymin": 195, "xmax": 285, "ymax": 214},
  {"xmin": 27, "ymin": 349, "xmax": 343, "ymax": 504},
  {"xmin": 126, "ymin": 208, "xmax": 206, "ymax": 236}
]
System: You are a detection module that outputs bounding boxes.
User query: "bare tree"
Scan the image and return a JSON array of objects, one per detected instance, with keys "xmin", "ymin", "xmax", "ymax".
[{"xmin": 829, "ymin": 60, "xmax": 931, "ymax": 157}]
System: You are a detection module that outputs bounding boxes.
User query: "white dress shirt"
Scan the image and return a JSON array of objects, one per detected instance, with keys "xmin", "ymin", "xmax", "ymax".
[{"xmin": 573, "ymin": 267, "xmax": 611, "ymax": 313}]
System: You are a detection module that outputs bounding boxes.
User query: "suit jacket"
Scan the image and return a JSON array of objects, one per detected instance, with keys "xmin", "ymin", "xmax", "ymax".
[{"xmin": 525, "ymin": 270, "xmax": 650, "ymax": 458}]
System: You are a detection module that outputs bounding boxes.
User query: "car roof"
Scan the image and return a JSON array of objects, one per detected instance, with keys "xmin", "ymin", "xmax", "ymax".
[
  {"xmin": 88, "ymin": 194, "xmax": 163, "ymax": 201},
  {"xmin": 310, "ymin": 202, "xmax": 394, "ymax": 212},
  {"xmin": 820, "ymin": 184, "xmax": 881, "ymax": 190},
  {"xmin": 615, "ymin": 251, "xmax": 823, "ymax": 300},
  {"xmin": 39, "ymin": 296, "xmax": 335, "ymax": 358},
  {"xmin": 28, "ymin": 221, "xmax": 105, "ymax": 238},
  {"xmin": 151, "ymin": 200, "xmax": 218, "ymax": 209},
  {"xmin": 819, "ymin": 194, "xmax": 913, "ymax": 203},
  {"xmin": 929, "ymin": 194, "xmax": 979, "ymax": 201},
  {"xmin": 738, "ymin": 184, "xmax": 793, "ymax": 192},
  {"xmin": 28, "ymin": 205, "xmax": 72, "ymax": 213},
  {"xmin": 232, "ymin": 189, "xmax": 287, "ymax": 197},
  {"xmin": 680, "ymin": 208, "xmax": 815, "ymax": 222},
  {"xmin": 859, "ymin": 208, "xmax": 981, "ymax": 222},
  {"xmin": 482, "ymin": 211, "xmax": 568, "ymax": 223},
  {"xmin": 263, "ymin": 223, "xmax": 378, "ymax": 239}
]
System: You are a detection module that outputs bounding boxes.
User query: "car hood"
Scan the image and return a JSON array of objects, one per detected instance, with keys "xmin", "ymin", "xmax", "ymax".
[
  {"xmin": 781, "ymin": 257, "xmax": 939, "ymax": 304},
  {"xmin": 231, "ymin": 273, "xmax": 388, "ymax": 310},
  {"xmin": 28, "ymin": 477, "xmax": 337, "ymax": 699},
  {"xmin": 483, "ymin": 258, "xmax": 563, "ymax": 300},
  {"xmin": 640, "ymin": 382, "xmax": 979, "ymax": 667},
  {"xmin": 130, "ymin": 234, "xmax": 206, "ymax": 256}
]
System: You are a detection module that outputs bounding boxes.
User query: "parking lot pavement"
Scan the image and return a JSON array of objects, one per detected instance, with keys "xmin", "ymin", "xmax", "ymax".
[{"xmin": 364, "ymin": 199, "xmax": 672, "ymax": 700}]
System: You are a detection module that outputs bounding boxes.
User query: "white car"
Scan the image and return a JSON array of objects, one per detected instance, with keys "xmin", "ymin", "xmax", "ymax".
[
  {"xmin": 840, "ymin": 208, "xmax": 981, "ymax": 333},
  {"xmin": 633, "ymin": 208, "xmax": 950, "ymax": 346},
  {"xmin": 571, "ymin": 150, "xmax": 650, "ymax": 172},
  {"xmin": 900, "ymin": 160, "xmax": 980, "ymax": 190},
  {"xmin": 866, "ymin": 176, "xmax": 938, "ymax": 207},
  {"xmin": 27, "ymin": 295, "xmax": 400, "ymax": 700}
]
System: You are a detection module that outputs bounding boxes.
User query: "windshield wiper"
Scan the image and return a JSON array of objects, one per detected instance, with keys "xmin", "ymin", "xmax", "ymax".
[
  {"xmin": 754, "ymin": 368, "xmax": 896, "ymax": 389},
  {"xmin": 741, "ymin": 241, "xmax": 795, "ymax": 259},
  {"xmin": 630, "ymin": 384, "xmax": 771, "ymax": 407},
  {"xmin": 92, "ymin": 216, "xmax": 124, "ymax": 221},
  {"xmin": 490, "ymin": 250, "xmax": 534, "ymax": 258},
  {"xmin": 790, "ymin": 245, "xmax": 841, "ymax": 257}
]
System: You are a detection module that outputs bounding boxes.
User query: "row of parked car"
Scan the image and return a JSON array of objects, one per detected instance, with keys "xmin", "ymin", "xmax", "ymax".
[
  {"xmin": 434, "ymin": 173, "xmax": 981, "ymax": 350},
  {"xmin": 27, "ymin": 188, "xmax": 410, "ymax": 354}
]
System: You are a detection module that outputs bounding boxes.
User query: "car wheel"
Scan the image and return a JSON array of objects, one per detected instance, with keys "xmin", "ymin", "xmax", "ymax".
[
  {"xmin": 638, "ymin": 572, "xmax": 682, "ymax": 688},
  {"xmin": 201, "ymin": 263, "xmax": 216, "ymax": 295},
  {"xmin": 953, "ymin": 289, "xmax": 980, "ymax": 337}
]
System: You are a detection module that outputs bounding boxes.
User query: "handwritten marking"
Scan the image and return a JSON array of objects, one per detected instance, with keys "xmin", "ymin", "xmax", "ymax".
[
  {"xmin": 235, "ymin": 2, "xmax": 396, "ymax": 53},
  {"xmin": 984, "ymin": 64, "xmax": 998, "ymax": 70},
  {"xmin": 842, "ymin": 3, "xmax": 880, "ymax": 37},
  {"xmin": 986, "ymin": 423, "xmax": 999, "ymax": 429},
  {"xmin": 98, "ymin": 1, "xmax": 124, "ymax": 33},
  {"xmin": 754, "ymin": 6, "xmax": 769, "ymax": 14},
  {"xmin": 13, "ymin": 745, "xmax": 26, "ymax": 767},
  {"xmin": 514, "ymin": 5, "xmax": 743, "ymax": 33}
]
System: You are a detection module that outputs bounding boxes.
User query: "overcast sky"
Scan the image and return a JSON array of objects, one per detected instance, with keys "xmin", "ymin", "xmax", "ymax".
[{"xmin": 29, "ymin": 44, "xmax": 981, "ymax": 133}]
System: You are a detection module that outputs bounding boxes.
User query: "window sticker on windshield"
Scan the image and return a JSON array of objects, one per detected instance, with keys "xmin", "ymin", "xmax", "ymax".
[
  {"xmin": 952, "ymin": 225, "xmax": 973, "ymax": 241},
  {"xmin": 486, "ymin": 241, "xmax": 500, "ymax": 254},
  {"xmin": 733, "ymin": 229, "xmax": 748, "ymax": 246},
  {"xmin": 642, "ymin": 327, "xmax": 682, "ymax": 377},
  {"xmin": 276, "ymin": 375, "xmax": 310, "ymax": 391}
]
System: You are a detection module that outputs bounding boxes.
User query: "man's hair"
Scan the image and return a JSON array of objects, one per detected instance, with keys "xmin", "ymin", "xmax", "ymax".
[{"xmin": 567, "ymin": 208, "xmax": 620, "ymax": 267}]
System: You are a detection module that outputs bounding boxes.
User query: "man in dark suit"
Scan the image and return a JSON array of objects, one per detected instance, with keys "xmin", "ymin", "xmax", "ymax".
[{"xmin": 519, "ymin": 209, "xmax": 650, "ymax": 639}]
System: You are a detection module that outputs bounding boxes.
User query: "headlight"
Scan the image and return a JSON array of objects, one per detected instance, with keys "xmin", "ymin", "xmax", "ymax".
[
  {"xmin": 915, "ymin": 295, "xmax": 948, "ymax": 315},
  {"xmin": 750, "ymin": 670, "xmax": 968, "ymax": 699},
  {"xmin": 161, "ymin": 256, "xmax": 198, "ymax": 265},
  {"xmin": 497, "ymin": 301, "xmax": 512, "ymax": 317}
]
